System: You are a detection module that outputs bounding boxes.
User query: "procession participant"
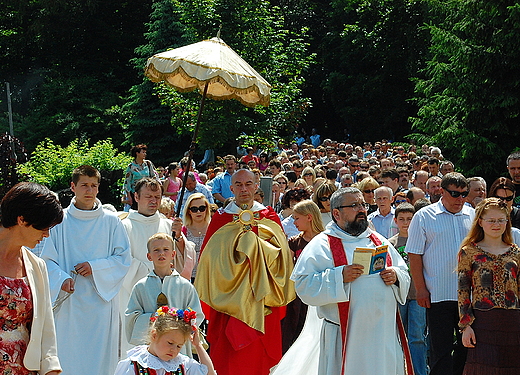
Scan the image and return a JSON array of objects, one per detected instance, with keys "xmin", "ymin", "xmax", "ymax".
[
  {"xmin": 41, "ymin": 165, "xmax": 131, "ymax": 375},
  {"xmin": 194, "ymin": 169, "xmax": 295, "ymax": 375},
  {"xmin": 0, "ymin": 182, "xmax": 63, "ymax": 375},
  {"xmin": 291, "ymin": 187, "xmax": 411, "ymax": 375}
]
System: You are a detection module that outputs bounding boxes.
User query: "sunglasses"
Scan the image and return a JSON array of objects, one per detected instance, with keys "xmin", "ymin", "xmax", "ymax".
[
  {"xmin": 363, "ymin": 189, "xmax": 375, "ymax": 194},
  {"xmin": 394, "ymin": 199, "xmax": 407, "ymax": 204},
  {"xmin": 189, "ymin": 205, "xmax": 207, "ymax": 213},
  {"xmin": 319, "ymin": 196, "xmax": 331, "ymax": 202},
  {"xmin": 443, "ymin": 188, "xmax": 469, "ymax": 198},
  {"xmin": 495, "ymin": 195, "xmax": 514, "ymax": 202},
  {"xmin": 303, "ymin": 173, "xmax": 313, "ymax": 177}
]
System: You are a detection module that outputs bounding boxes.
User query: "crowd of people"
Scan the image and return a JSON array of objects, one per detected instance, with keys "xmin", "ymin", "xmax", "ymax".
[{"xmin": 1, "ymin": 136, "xmax": 520, "ymax": 375}]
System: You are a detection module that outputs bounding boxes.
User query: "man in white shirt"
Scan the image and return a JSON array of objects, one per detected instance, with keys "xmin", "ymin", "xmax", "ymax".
[{"xmin": 406, "ymin": 172, "xmax": 474, "ymax": 375}]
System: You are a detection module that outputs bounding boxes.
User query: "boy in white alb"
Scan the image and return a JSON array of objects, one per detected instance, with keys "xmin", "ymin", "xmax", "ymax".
[{"xmin": 42, "ymin": 165, "xmax": 131, "ymax": 375}]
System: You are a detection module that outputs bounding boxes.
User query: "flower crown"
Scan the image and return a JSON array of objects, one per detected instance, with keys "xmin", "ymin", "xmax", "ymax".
[{"xmin": 150, "ymin": 306, "xmax": 197, "ymax": 327}]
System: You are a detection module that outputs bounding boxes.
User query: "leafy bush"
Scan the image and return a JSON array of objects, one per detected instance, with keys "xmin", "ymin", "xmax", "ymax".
[{"xmin": 19, "ymin": 138, "xmax": 132, "ymax": 208}]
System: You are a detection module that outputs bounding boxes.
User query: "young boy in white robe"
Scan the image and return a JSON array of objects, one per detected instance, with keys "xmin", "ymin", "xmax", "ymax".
[
  {"xmin": 125, "ymin": 233, "xmax": 204, "ymax": 356},
  {"xmin": 42, "ymin": 165, "xmax": 131, "ymax": 375}
]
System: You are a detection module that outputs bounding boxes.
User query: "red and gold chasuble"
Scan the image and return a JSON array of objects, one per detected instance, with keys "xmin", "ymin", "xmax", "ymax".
[{"xmin": 194, "ymin": 205, "xmax": 295, "ymax": 375}]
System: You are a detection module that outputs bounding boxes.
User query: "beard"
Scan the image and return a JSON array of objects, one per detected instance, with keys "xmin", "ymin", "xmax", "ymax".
[{"xmin": 341, "ymin": 212, "xmax": 369, "ymax": 236}]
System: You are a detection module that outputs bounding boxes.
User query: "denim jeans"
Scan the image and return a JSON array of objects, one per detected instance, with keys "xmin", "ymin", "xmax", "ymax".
[{"xmin": 399, "ymin": 299, "xmax": 428, "ymax": 375}]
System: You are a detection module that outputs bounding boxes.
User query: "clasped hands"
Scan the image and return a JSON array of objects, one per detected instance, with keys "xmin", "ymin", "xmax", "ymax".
[
  {"xmin": 60, "ymin": 262, "xmax": 92, "ymax": 293},
  {"xmin": 342, "ymin": 264, "xmax": 397, "ymax": 285}
]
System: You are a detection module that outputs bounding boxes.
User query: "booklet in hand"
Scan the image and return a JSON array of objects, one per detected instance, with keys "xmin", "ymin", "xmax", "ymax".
[{"xmin": 352, "ymin": 245, "xmax": 388, "ymax": 275}]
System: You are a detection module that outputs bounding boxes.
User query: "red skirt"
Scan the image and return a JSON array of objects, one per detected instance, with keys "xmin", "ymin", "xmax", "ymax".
[{"xmin": 463, "ymin": 309, "xmax": 520, "ymax": 375}]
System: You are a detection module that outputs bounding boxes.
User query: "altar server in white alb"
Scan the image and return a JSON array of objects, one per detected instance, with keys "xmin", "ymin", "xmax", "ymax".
[
  {"xmin": 291, "ymin": 187, "xmax": 412, "ymax": 375},
  {"xmin": 41, "ymin": 165, "xmax": 131, "ymax": 375}
]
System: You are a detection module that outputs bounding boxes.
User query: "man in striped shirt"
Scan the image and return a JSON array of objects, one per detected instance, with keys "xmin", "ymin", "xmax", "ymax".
[{"xmin": 406, "ymin": 172, "xmax": 475, "ymax": 375}]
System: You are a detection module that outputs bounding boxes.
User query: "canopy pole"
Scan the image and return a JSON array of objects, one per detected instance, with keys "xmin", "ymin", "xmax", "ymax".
[{"xmin": 174, "ymin": 82, "xmax": 209, "ymax": 225}]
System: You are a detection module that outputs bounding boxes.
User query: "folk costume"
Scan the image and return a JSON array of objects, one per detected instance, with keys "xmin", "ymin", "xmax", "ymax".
[
  {"xmin": 194, "ymin": 201, "xmax": 295, "ymax": 375},
  {"xmin": 114, "ymin": 345, "xmax": 209, "ymax": 375},
  {"xmin": 290, "ymin": 222, "xmax": 412, "ymax": 375},
  {"xmin": 125, "ymin": 269, "xmax": 204, "ymax": 356},
  {"xmin": 41, "ymin": 198, "xmax": 131, "ymax": 375}
]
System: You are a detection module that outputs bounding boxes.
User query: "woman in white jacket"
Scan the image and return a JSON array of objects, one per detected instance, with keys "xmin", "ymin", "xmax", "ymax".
[{"xmin": 0, "ymin": 182, "xmax": 63, "ymax": 374}]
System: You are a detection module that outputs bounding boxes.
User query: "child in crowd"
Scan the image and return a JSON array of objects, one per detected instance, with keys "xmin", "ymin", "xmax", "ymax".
[
  {"xmin": 125, "ymin": 233, "xmax": 204, "ymax": 357},
  {"xmin": 163, "ymin": 163, "xmax": 182, "ymax": 202},
  {"xmin": 388, "ymin": 203, "xmax": 428, "ymax": 375},
  {"xmin": 159, "ymin": 198, "xmax": 175, "ymax": 219},
  {"xmin": 114, "ymin": 306, "xmax": 216, "ymax": 375}
]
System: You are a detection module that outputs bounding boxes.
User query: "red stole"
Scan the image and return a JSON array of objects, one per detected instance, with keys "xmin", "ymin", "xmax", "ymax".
[{"xmin": 327, "ymin": 233, "xmax": 414, "ymax": 375}]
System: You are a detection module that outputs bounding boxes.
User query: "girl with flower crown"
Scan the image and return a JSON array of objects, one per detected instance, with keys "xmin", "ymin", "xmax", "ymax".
[{"xmin": 114, "ymin": 306, "xmax": 216, "ymax": 375}]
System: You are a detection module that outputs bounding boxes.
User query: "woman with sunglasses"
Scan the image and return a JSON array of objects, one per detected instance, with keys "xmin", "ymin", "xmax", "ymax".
[
  {"xmin": 488, "ymin": 177, "xmax": 520, "ymax": 229},
  {"xmin": 312, "ymin": 182, "xmax": 337, "ymax": 226},
  {"xmin": 258, "ymin": 153, "xmax": 270, "ymax": 174},
  {"xmin": 182, "ymin": 193, "xmax": 211, "ymax": 281},
  {"xmin": 274, "ymin": 174, "xmax": 289, "ymax": 194},
  {"xmin": 393, "ymin": 192, "xmax": 408, "ymax": 208},
  {"xmin": 356, "ymin": 177, "xmax": 380, "ymax": 214},
  {"xmin": 301, "ymin": 166, "xmax": 316, "ymax": 187},
  {"xmin": 458, "ymin": 198, "xmax": 520, "ymax": 374}
]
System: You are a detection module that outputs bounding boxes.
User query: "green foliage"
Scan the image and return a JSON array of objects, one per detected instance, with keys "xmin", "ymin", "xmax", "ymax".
[
  {"xmin": 122, "ymin": 0, "xmax": 194, "ymax": 165},
  {"xmin": 411, "ymin": 0, "xmax": 520, "ymax": 180},
  {"xmin": 19, "ymin": 138, "xmax": 132, "ymax": 197}
]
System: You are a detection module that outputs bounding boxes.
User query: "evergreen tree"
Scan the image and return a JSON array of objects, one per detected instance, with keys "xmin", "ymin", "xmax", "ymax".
[
  {"xmin": 411, "ymin": 0, "xmax": 520, "ymax": 179},
  {"xmin": 123, "ymin": 0, "xmax": 194, "ymax": 164}
]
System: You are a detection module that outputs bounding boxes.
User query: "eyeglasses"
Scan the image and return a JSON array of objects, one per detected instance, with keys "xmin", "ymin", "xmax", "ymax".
[
  {"xmin": 363, "ymin": 189, "xmax": 375, "ymax": 194},
  {"xmin": 337, "ymin": 202, "xmax": 370, "ymax": 211},
  {"xmin": 319, "ymin": 196, "xmax": 331, "ymax": 202},
  {"xmin": 443, "ymin": 188, "xmax": 469, "ymax": 198},
  {"xmin": 481, "ymin": 218, "xmax": 508, "ymax": 225},
  {"xmin": 495, "ymin": 195, "xmax": 514, "ymax": 202},
  {"xmin": 189, "ymin": 205, "xmax": 207, "ymax": 213}
]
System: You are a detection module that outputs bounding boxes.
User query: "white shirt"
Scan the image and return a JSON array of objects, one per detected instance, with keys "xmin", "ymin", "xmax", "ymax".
[{"xmin": 405, "ymin": 200, "xmax": 475, "ymax": 302}]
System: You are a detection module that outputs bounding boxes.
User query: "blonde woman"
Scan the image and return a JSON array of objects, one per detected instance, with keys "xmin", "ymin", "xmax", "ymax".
[
  {"xmin": 458, "ymin": 198, "xmax": 520, "ymax": 374},
  {"xmin": 182, "ymin": 193, "xmax": 211, "ymax": 281},
  {"xmin": 312, "ymin": 182, "xmax": 337, "ymax": 226},
  {"xmin": 301, "ymin": 166, "xmax": 316, "ymax": 187},
  {"xmin": 282, "ymin": 200, "xmax": 325, "ymax": 353},
  {"xmin": 356, "ymin": 177, "xmax": 380, "ymax": 214},
  {"xmin": 294, "ymin": 178, "xmax": 309, "ymax": 190}
]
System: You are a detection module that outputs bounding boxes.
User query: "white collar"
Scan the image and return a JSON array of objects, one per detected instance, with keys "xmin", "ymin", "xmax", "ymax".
[{"xmin": 126, "ymin": 345, "xmax": 186, "ymax": 371}]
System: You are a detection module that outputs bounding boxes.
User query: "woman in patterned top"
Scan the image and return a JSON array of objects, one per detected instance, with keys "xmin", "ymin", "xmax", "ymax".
[
  {"xmin": 0, "ymin": 182, "xmax": 63, "ymax": 375},
  {"xmin": 457, "ymin": 197, "xmax": 520, "ymax": 374}
]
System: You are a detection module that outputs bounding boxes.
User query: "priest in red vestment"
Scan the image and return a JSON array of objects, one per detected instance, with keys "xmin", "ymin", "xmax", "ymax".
[{"xmin": 194, "ymin": 169, "xmax": 295, "ymax": 375}]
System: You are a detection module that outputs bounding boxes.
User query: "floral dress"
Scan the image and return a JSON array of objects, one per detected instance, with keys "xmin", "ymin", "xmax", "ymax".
[{"xmin": 0, "ymin": 276, "xmax": 35, "ymax": 375}]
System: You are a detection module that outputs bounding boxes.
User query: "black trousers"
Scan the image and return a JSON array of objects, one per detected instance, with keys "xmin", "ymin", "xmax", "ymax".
[{"xmin": 427, "ymin": 301, "xmax": 467, "ymax": 375}]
